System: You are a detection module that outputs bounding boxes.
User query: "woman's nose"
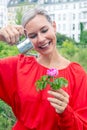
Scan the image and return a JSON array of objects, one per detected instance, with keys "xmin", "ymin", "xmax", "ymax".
[{"xmin": 37, "ymin": 33, "xmax": 45, "ymax": 43}]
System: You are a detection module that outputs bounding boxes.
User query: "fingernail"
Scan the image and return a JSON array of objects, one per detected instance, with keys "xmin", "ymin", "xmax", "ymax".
[
  {"xmin": 47, "ymin": 98, "xmax": 50, "ymax": 101},
  {"xmin": 47, "ymin": 90, "xmax": 51, "ymax": 93}
]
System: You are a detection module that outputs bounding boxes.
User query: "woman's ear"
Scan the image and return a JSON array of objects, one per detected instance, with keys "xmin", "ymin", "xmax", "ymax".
[{"xmin": 52, "ymin": 21, "xmax": 56, "ymax": 33}]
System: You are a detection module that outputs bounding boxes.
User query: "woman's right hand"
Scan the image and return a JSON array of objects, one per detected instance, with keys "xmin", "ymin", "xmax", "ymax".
[{"xmin": 0, "ymin": 25, "xmax": 24, "ymax": 45}]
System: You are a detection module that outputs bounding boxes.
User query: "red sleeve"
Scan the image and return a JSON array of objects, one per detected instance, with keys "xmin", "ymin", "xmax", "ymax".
[
  {"xmin": 0, "ymin": 56, "xmax": 18, "ymax": 106},
  {"xmin": 58, "ymin": 63, "xmax": 87, "ymax": 130}
]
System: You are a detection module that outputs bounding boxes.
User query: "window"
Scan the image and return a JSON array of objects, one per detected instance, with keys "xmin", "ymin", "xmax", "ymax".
[
  {"xmin": 72, "ymin": 24, "xmax": 75, "ymax": 30},
  {"xmin": 63, "ymin": 14, "xmax": 66, "ymax": 20},
  {"xmin": 73, "ymin": 13, "xmax": 75, "ymax": 20},
  {"xmin": 72, "ymin": 34, "xmax": 75, "ymax": 40},
  {"xmin": 83, "ymin": 12, "xmax": 87, "ymax": 19},
  {"xmin": 63, "ymin": 24, "xmax": 66, "ymax": 31},
  {"xmin": 73, "ymin": 4, "xmax": 76, "ymax": 9},
  {"xmin": 58, "ymin": 14, "xmax": 61, "ymax": 20},
  {"xmin": 58, "ymin": 24, "xmax": 61, "ymax": 30}
]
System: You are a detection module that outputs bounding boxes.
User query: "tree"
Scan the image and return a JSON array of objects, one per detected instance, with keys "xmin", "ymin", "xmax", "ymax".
[
  {"xmin": 15, "ymin": 7, "xmax": 26, "ymax": 41},
  {"xmin": 79, "ymin": 22, "xmax": 87, "ymax": 45},
  {"xmin": 80, "ymin": 22, "xmax": 84, "ymax": 33},
  {"xmin": 15, "ymin": 7, "xmax": 23, "ymax": 25},
  {"xmin": 60, "ymin": 40, "xmax": 78, "ymax": 58},
  {"xmin": 80, "ymin": 30, "xmax": 87, "ymax": 45},
  {"xmin": 56, "ymin": 32, "xmax": 75, "ymax": 46}
]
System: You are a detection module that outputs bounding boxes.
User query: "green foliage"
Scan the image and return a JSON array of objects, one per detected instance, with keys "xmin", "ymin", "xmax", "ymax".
[
  {"xmin": 36, "ymin": 74, "xmax": 68, "ymax": 91},
  {"xmin": 60, "ymin": 40, "xmax": 78, "ymax": 58},
  {"xmin": 72, "ymin": 48, "xmax": 87, "ymax": 71},
  {"xmin": 36, "ymin": 75, "xmax": 48, "ymax": 91},
  {"xmin": 79, "ymin": 22, "xmax": 87, "ymax": 44},
  {"xmin": 59, "ymin": 42, "xmax": 87, "ymax": 71},
  {"xmin": 51, "ymin": 77, "xmax": 68, "ymax": 90},
  {"xmin": 0, "ymin": 41, "xmax": 19, "ymax": 58},
  {"xmin": 15, "ymin": 7, "xmax": 23, "ymax": 25},
  {"xmin": 0, "ymin": 100, "xmax": 16, "ymax": 130},
  {"xmin": 56, "ymin": 32, "xmax": 75, "ymax": 46},
  {"xmin": 80, "ymin": 22, "xmax": 84, "ymax": 33},
  {"xmin": 79, "ymin": 30, "xmax": 87, "ymax": 45}
]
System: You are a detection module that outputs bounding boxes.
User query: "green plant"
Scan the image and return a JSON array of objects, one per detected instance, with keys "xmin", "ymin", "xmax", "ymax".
[
  {"xmin": 36, "ymin": 68, "xmax": 68, "ymax": 91},
  {"xmin": 60, "ymin": 40, "xmax": 78, "ymax": 58},
  {"xmin": 0, "ymin": 100, "xmax": 16, "ymax": 130}
]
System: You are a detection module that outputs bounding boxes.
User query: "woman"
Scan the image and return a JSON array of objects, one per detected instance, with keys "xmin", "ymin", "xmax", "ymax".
[{"xmin": 0, "ymin": 7, "xmax": 87, "ymax": 130}]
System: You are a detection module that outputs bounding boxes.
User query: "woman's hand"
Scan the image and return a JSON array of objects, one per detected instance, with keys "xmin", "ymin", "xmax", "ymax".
[
  {"xmin": 47, "ymin": 89, "xmax": 69, "ymax": 114},
  {"xmin": 0, "ymin": 25, "xmax": 24, "ymax": 45}
]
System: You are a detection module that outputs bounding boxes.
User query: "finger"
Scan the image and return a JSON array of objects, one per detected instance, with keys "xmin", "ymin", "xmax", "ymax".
[
  {"xmin": 5, "ymin": 28, "xmax": 16, "ymax": 45},
  {"xmin": 50, "ymin": 102, "xmax": 65, "ymax": 114},
  {"xmin": 0, "ymin": 29, "xmax": 10, "ymax": 43},
  {"xmin": 56, "ymin": 89, "xmax": 69, "ymax": 98},
  {"xmin": 15, "ymin": 25, "xmax": 24, "ymax": 36},
  {"xmin": 48, "ymin": 90, "xmax": 69, "ymax": 103},
  {"xmin": 49, "ymin": 98, "xmax": 68, "ymax": 114},
  {"xmin": 48, "ymin": 90, "xmax": 65, "ymax": 101},
  {"xmin": 57, "ymin": 89, "xmax": 69, "ymax": 103},
  {"xmin": 6, "ymin": 25, "xmax": 23, "ymax": 44},
  {"xmin": 47, "ymin": 97, "xmax": 65, "ymax": 106},
  {"xmin": 11, "ymin": 28, "xmax": 20, "ymax": 42}
]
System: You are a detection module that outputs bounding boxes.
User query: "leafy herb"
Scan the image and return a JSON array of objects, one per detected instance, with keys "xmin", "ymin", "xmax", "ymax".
[{"xmin": 35, "ymin": 68, "xmax": 68, "ymax": 91}]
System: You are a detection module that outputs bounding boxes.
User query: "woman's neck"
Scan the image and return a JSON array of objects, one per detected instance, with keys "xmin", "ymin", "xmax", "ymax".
[{"xmin": 37, "ymin": 49, "xmax": 70, "ymax": 69}]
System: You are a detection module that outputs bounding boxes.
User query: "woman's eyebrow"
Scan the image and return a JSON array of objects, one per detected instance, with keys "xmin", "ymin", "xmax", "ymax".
[
  {"xmin": 27, "ymin": 26, "xmax": 47, "ymax": 36},
  {"xmin": 28, "ymin": 32, "xmax": 35, "ymax": 36},
  {"xmin": 40, "ymin": 26, "xmax": 47, "ymax": 30},
  {"xmin": 27, "ymin": 31, "xmax": 37, "ymax": 37}
]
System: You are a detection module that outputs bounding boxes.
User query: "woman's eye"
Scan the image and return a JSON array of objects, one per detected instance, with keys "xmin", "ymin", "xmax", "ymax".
[
  {"xmin": 28, "ymin": 34, "xmax": 37, "ymax": 39},
  {"xmin": 41, "ymin": 28, "xmax": 48, "ymax": 33}
]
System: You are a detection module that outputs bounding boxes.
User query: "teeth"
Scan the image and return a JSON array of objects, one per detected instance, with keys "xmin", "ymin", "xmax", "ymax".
[
  {"xmin": 42, "ymin": 43, "xmax": 49, "ymax": 48},
  {"xmin": 40, "ymin": 43, "xmax": 49, "ymax": 48}
]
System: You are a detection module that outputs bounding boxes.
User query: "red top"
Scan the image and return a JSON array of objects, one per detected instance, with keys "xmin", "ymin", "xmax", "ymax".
[{"xmin": 0, "ymin": 54, "xmax": 87, "ymax": 130}]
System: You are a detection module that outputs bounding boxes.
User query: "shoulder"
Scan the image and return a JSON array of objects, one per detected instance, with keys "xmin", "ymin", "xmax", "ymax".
[
  {"xmin": 0, "ymin": 55, "xmax": 18, "ymax": 65},
  {"xmin": 0, "ymin": 54, "xmax": 35, "ymax": 64},
  {"xmin": 67, "ymin": 62, "xmax": 86, "ymax": 77},
  {"xmin": 0, "ymin": 55, "xmax": 20, "ymax": 72},
  {"xmin": 18, "ymin": 54, "xmax": 36, "ymax": 64},
  {"xmin": 69, "ymin": 62, "xmax": 85, "ymax": 71}
]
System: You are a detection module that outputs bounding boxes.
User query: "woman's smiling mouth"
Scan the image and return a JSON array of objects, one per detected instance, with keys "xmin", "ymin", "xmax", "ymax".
[{"xmin": 39, "ymin": 41, "xmax": 51, "ymax": 49}]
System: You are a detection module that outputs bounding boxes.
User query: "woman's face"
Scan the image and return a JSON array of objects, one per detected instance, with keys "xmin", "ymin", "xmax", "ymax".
[{"xmin": 25, "ymin": 14, "xmax": 57, "ymax": 55}]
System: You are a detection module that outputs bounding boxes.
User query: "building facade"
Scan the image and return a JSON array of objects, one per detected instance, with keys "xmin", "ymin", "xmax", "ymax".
[
  {"xmin": 39, "ymin": 0, "xmax": 87, "ymax": 42},
  {"xmin": 7, "ymin": 0, "xmax": 38, "ymax": 24},
  {"xmin": 0, "ymin": 0, "xmax": 9, "ymax": 28},
  {"xmin": 7, "ymin": 0, "xmax": 87, "ymax": 42}
]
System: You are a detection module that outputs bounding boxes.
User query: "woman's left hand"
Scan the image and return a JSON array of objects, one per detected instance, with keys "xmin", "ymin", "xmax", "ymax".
[{"xmin": 47, "ymin": 89, "xmax": 69, "ymax": 114}]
